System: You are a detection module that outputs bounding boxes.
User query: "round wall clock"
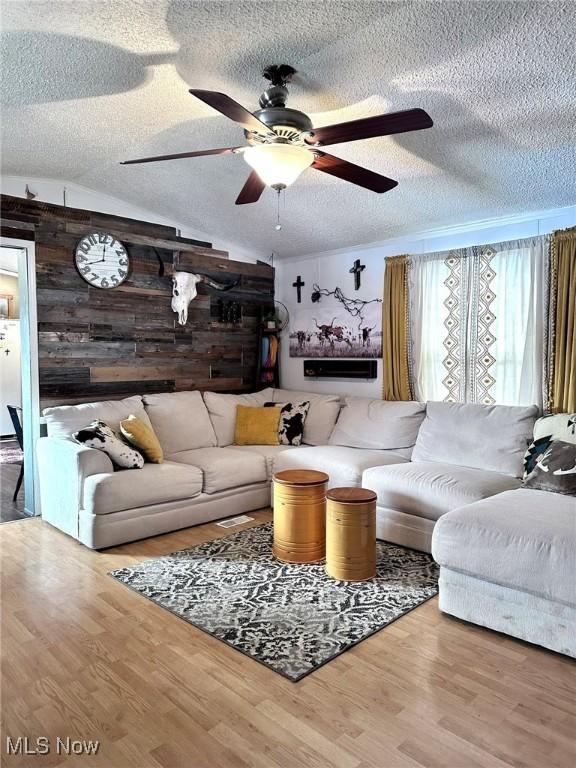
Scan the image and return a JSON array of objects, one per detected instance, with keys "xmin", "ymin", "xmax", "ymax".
[{"xmin": 74, "ymin": 232, "xmax": 130, "ymax": 289}]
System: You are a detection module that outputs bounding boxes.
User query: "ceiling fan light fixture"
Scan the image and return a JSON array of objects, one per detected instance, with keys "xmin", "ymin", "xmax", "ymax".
[{"xmin": 243, "ymin": 143, "xmax": 313, "ymax": 190}]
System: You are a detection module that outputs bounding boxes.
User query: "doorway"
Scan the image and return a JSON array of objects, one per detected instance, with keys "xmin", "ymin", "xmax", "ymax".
[{"xmin": 0, "ymin": 241, "xmax": 39, "ymax": 522}]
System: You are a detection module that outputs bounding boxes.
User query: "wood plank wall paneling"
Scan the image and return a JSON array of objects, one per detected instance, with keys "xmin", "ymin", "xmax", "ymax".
[{"xmin": 0, "ymin": 195, "xmax": 274, "ymax": 409}]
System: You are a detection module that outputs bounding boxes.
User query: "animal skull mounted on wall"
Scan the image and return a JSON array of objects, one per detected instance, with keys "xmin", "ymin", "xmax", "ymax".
[{"xmin": 171, "ymin": 271, "xmax": 239, "ymax": 325}]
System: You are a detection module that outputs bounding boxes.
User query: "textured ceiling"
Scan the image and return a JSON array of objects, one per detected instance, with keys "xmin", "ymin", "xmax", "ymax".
[{"xmin": 1, "ymin": 1, "xmax": 575, "ymax": 259}]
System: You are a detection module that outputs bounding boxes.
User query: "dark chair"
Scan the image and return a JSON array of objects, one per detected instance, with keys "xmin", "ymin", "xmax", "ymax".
[{"xmin": 7, "ymin": 405, "xmax": 23, "ymax": 502}]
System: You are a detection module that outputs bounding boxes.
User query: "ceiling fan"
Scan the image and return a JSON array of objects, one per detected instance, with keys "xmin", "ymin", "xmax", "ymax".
[{"xmin": 121, "ymin": 65, "xmax": 433, "ymax": 205}]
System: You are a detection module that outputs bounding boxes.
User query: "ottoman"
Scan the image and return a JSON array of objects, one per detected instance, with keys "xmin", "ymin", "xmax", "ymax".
[{"xmin": 432, "ymin": 488, "xmax": 576, "ymax": 657}]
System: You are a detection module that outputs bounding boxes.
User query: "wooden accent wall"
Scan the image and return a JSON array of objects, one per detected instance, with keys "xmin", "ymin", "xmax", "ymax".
[{"xmin": 1, "ymin": 195, "xmax": 274, "ymax": 409}]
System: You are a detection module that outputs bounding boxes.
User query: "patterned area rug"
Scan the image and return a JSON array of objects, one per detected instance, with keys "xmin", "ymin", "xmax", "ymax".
[
  {"xmin": 110, "ymin": 522, "xmax": 439, "ymax": 681},
  {"xmin": 0, "ymin": 443, "xmax": 23, "ymax": 464}
]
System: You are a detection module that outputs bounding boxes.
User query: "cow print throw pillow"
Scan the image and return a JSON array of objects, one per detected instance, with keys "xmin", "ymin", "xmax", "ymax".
[
  {"xmin": 73, "ymin": 420, "xmax": 144, "ymax": 470},
  {"xmin": 264, "ymin": 401, "xmax": 310, "ymax": 446},
  {"xmin": 523, "ymin": 440, "xmax": 576, "ymax": 495}
]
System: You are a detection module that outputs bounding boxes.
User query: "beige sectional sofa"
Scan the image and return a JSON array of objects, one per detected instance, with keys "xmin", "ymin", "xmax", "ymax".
[
  {"xmin": 38, "ymin": 388, "xmax": 540, "ymax": 550},
  {"xmin": 38, "ymin": 388, "xmax": 425, "ymax": 549},
  {"xmin": 37, "ymin": 388, "xmax": 575, "ymax": 656}
]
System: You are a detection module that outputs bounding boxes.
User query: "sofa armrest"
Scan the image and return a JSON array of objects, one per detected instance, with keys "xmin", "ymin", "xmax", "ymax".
[{"xmin": 37, "ymin": 437, "xmax": 113, "ymax": 539}]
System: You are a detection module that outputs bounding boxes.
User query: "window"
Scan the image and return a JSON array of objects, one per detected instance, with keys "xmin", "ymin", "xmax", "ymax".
[{"xmin": 408, "ymin": 237, "xmax": 549, "ymax": 407}]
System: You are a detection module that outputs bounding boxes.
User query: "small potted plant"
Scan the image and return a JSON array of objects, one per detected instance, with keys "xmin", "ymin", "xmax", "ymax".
[{"xmin": 263, "ymin": 309, "xmax": 279, "ymax": 330}]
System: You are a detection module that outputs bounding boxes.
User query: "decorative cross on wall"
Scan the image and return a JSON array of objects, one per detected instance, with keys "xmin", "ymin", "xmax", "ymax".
[
  {"xmin": 349, "ymin": 259, "xmax": 366, "ymax": 291},
  {"xmin": 292, "ymin": 275, "xmax": 305, "ymax": 303}
]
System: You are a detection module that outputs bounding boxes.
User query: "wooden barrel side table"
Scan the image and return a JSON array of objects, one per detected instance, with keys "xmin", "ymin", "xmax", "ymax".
[
  {"xmin": 326, "ymin": 487, "xmax": 377, "ymax": 581},
  {"xmin": 272, "ymin": 469, "xmax": 329, "ymax": 564}
]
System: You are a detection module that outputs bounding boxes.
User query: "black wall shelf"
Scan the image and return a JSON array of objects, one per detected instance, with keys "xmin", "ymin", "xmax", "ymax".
[{"xmin": 303, "ymin": 359, "xmax": 377, "ymax": 379}]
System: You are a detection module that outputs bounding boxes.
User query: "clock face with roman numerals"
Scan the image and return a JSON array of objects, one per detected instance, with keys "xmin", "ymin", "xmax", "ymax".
[{"xmin": 74, "ymin": 232, "xmax": 129, "ymax": 289}]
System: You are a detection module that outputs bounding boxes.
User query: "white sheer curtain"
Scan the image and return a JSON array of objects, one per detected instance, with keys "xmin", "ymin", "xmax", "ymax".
[
  {"xmin": 410, "ymin": 254, "xmax": 460, "ymax": 402},
  {"xmin": 409, "ymin": 236, "xmax": 549, "ymax": 407}
]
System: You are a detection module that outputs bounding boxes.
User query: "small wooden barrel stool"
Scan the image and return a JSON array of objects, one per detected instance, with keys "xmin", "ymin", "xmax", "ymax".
[
  {"xmin": 326, "ymin": 487, "xmax": 377, "ymax": 581},
  {"xmin": 272, "ymin": 469, "xmax": 329, "ymax": 564}
]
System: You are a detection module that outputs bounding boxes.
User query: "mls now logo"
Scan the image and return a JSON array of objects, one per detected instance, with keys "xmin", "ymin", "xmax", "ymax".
[{"xmin": 6, "ymin": 737, "xmax": 100, "ymax": 755}]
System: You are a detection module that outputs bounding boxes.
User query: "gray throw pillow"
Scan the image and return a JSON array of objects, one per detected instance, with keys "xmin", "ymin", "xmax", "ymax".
[
  {"xmin": 523, "ymin": 440, "xmax": 576, "ymax": 495},
  {"xmin": 73, "ymin": 420, "xmax": 144, "ymax": 470}
]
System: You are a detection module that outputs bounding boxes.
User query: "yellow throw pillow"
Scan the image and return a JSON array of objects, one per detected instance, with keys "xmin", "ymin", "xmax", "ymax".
[
  {"xmin": 234, "ymin": 405, "xmax": 281, "ymax": 446},
  {"xmin": 120, "ymin": 414, "xmax": 164, "ymax": 463}
]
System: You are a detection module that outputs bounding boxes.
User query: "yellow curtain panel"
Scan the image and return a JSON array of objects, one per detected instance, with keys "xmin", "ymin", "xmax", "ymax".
[
  {"xmin": 383, "ymin": 255, "xmax": 413, "ymax": 400},
  {"xmin": 550, "ymin": 227, "xmax": 576, "ymax": 413}
]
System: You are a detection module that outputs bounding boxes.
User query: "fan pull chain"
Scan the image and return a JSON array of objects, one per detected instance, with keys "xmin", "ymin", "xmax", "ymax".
[{"xmin": 275, "ymin": 188, "xmax": 282, "ymax": 231}]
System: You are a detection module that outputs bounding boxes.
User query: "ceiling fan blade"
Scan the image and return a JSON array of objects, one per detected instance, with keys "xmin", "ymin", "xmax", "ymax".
[
  {"xmin": 121, "ymin": 147, "xmax": 240, "ymax": 165},
  {"xmin": 311, "ymin": 152, "xmax": 398, "ymax": 193},
  {"xmin": 190, "ymin": 89, "xmax": 272, "ymax": 134},
  {"xmin": 235, "ymin": 171, "xmax": 266, "ymax": 205},
  {"xmin": 306, "ymin": 108, "xmax": 433, "ymax": 147}
]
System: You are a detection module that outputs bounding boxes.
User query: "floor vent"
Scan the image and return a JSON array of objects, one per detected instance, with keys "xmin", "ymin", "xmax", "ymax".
[{"xmin": 216, "ymin": 515, "xmax": 255, "ymax": 528}]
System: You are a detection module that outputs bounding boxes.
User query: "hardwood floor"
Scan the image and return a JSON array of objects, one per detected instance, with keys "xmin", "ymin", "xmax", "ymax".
[{"xmin": 1, "ymin": 514, "xmax": 575, "ymax": 768}]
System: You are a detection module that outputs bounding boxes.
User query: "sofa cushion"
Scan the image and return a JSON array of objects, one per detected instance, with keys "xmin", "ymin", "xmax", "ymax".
[
  {"xmin": 273, "ymin": 445, "xmax": 409, "ymax": 488},
  {"xmin": 168, "ymin": 447, "xmax": 267, "ymax": 494},
  {"xmin": 229, "ymin": 444, "xmax": 295, "ymax": 480},
  {"xmin": 363, "ymin": 462, "xmax": 520, "ymax": 521},
  {"xmin": 203, "ymin": 389, "xmax": 274, "ymax": 446},
  {"xmin": 412, "ymin": 401, "xmax": 538, "ymax": 477},
  {"xmin": 534, "ymin": 412, "xmax": 576, "ymax": 442},
  {"xmin": 523, "ymin": 440, "xmax": 576, "ymax": 496},
  {"xmin": 142, "ymin": 391, "xmax": 217, "ymax": 454},
  {"xmin": 44, "ymin": 395, "xmax": 152, "ymax": 439},
  {"xmin": 431, "ymin": 489, "xmax": 576, "ymax": 606},
  {"xmin": 83, "ymin": 461, "xmax": 203, "ymax": 515},
  {"xmin": 120, "ymin": 415, "xmax": 164, "ymax": 463},
  {"xmin": 264, "ymin": 400, "xmax": 310, "ymax": 445},
  {"xmin": 73, "ymin": 420, "xmax": 144, "ymax": 470},
  {"xmin": 234, "ymin": 405, "xmax": 280, "ymax": 446},
  {"xmin": 524, "ymin": 412, "xmax": 576, "ymax": 477},
  {"xmin": 329, "ymin": 398, "xmax": 426, "ymax": 450},
  {"xmin": 269, "ymin": 388, "xmax": 341, "ymax": 445}
]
